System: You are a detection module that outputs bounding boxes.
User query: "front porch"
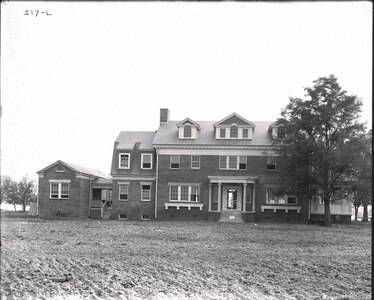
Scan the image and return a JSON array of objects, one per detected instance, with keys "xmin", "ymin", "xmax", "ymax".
[{"xmin": 207, "ymin": 176, "xmax": 257, "ymax": 223}]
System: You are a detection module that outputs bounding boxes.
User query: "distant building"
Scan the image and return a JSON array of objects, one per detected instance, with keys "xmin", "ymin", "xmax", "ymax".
[{"xmin": 37, "ymin": 109, "xmax": 351, "ymax": 223}]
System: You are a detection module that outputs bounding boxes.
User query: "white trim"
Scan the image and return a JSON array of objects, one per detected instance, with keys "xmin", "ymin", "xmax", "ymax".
[
  {"xmin": 38, "ymin": 174, "xmax": 45, "ymax": 178},
  {"xmin": 118, "ymin": 184, "xmax": 129, "ymax": 201},
  {"xmin": 49, "ymin": 179, "xmax": 71, "ymax": 183},
  {"xmin": 118, "ymin": 153, "xmax": 131, "ymax": 169},
  {"xmin": 141, "ymin": 184, "xmax": 151, "ymax": 201},
  {"xmin": 219, "ymin": 156, "xmax": 247, "ymax": 170},
  {"xmin": 141, "ymin": 153, "xmax": 153, "ymax": 169},
  {"xmin": 261, "ymin": 205, "xmax": 301, "ymax": 213},
  {"xmin": 156, "ymin": 148, "xmax": 279, "ymax": 156},
  {"xmin": 49, "ymin": 182, "xmax": 70, "ymax": 199},
  {"xmin": 165, "ymin": 203, "xmax": 203, "ymax": 210},
  {"xmin": 76, "ymin": 174, "xmax": 90, "ymax": 180},
  {"xmin": 191, "ymin": 155, "xmax": 201, "ymax": 169},
  {"xmin": 112, "ymin": 176, "xmax": 156, "ymax": 181},
  {"xmin": 118, "ymin": 214, "xmax": 128, "ymax": 220}
]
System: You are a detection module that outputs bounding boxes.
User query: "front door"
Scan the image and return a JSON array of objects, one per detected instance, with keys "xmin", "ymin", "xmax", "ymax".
[{"xmin": 223, "ymin": 185, "xmax": 242, "ymax": 211}]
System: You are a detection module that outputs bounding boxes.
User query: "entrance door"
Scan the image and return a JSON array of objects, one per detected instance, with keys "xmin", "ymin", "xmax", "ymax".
[{"xmin": 223, "ymin": 185, "xmax": 242, "ymax": 211}]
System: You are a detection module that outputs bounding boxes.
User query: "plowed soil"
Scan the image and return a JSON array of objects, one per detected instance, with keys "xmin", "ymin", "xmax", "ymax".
[{"xmin": 1, "ymin": 216, "xmax": 371, "ymax": 300}]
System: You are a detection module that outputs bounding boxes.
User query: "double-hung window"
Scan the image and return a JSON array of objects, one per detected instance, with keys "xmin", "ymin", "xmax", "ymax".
[
  {"xmin": 220, "ymin": 128, "xmax": 226, "ymax": 138},
  {"xmin": 266, "ymin": 188, "xmax": 297, "ymax": 205},
  {"xmin": 242, "ymin": 128, "xmax": 248, "ymax": 138},
  {"xmin": 49, "ymin": 180, "xmax": 70, "ymax": 199},
  {"xmin": 141, "ymin": 184, "xmax": 151, "ymax": 201},
  {"xmin": 230, "ymin": 125, "xmax": 238, "ymax": 138},
  {"xmin": 170, "ymin": 155, "xmax": 180, "ymax": 169},
  {"xmin": 141, "ymin": 154, "xmax": 152, "ymax": 169},
  {"xmin": 184, "ymin": 125, "xmax": 192, "ymax": 138},
  {"xmin": 119, "ymin": 153, "xmax": 130, "ymax": 169},
  {"xmin": 119, "ymin": 184, "xmax": 129, "ymax": 201},
  {"xmin": 267, "ymin": 157, "xmax": 276, "ymax": 171},
  {"xmin": 277, "ymin": 126, "xmax": 286, "ymax": 139},
  {"xmin": 169, "ymin": 184, "xmax": 200, "ymax": 202},
  {"xmin": 219, "ymin": 156, "xmax": 247, "ymax": 170},
  {"xmin": 191, "ymin": 156, "xmax": 200, "ymax": 169}
]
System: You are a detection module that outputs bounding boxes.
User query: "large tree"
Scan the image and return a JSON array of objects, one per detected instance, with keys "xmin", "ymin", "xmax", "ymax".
[
  {"xmin": 351, "ymin": 130, "xmax": 372, "ymax": 222},
  {"xmin": 0, "ymin": 176, "xmax": 37, "ymax": 211},
  {"xmin": 279, "ymin": 75, "xmax": 366, "ymax": 226}
]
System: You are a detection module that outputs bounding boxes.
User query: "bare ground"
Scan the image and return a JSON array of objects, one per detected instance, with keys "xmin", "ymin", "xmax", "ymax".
[{"xmin": 0, "ymin": 216, "xmax": 371, "ymax": 300}]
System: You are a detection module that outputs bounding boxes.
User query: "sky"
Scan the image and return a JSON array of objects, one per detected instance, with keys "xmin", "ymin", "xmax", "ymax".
[{"xmin": 1, "ymin": 1, "xmax": 372, "ymax": 182}]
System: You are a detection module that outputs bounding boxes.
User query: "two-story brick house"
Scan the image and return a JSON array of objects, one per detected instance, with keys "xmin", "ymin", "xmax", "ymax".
[{"xmin": 37, "ymin": 109, "xmax": 351, "ymax": 223}]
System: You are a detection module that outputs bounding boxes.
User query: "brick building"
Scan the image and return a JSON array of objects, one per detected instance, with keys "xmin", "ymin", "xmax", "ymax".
[{"xmin": 37, "ymin": 109, "xmax": 351, "ymax": 223}]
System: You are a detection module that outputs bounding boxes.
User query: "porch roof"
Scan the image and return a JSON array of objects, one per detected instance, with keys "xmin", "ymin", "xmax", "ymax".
[{"xmin": 207, "ymin": 176, "xmax": 258, "ymax": 184}]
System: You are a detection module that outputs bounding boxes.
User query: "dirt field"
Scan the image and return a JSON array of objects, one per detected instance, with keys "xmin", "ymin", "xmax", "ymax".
[{"xmin": 1, "ymin": 216, "xmax": 371, "ymax": 300}]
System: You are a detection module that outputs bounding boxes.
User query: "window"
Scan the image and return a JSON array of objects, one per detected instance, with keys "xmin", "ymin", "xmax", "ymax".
[
  {"xmin": 267, "ymin": 157, "xmax": 276, "ymax": 171},
  {"xmin": 141, "ymin": 154, "xmax": 152, "ymax": 169},
  {"xmin": 230, "ymin": 125, "xmax": 238, "ymax": 138},
  {"xmin": 239, "ymin": 156, "xmax": 247, "ymax": 170},
  {"xmin": 219, "ymin": 156, "xmax": 247, "ymax": 170},
  {"xmin": 170, "ymin": 155, "xmax": 180, "ymax": 169},
  {"xmin": 141, "ymin": 185, "xmax": 151, "ymax": 201},
  {"xmin": 184, "ymin": 125, "xmax": 192, "ymax": 138},
  {"xmin": 191, "ymin": 156, "xmax": 200, "ymax": 169},
  {"xmin": 119, "ymin": 185, "xmax": 129, "ymax": 201},
  {"xmin": 220, "ymin": 128, "xmax": 226, "ymax": 138},
  {"xmin": 242, "ymin": 128, "xmax": 248, "ymax": 138},
  {"xmin": 141, "ymin": 214, "xmax": 150, "ymax": 220},
  {"xmin": 50, "ymin": 181, "xmax": 70, "ymax": 199},
  {"xmin": 169, "ymin": 184, "xmax": 200, "ymax": 202},
  {"xmin": 266, "ymin": 188, "xmax": 297, "ymax": 205},
  {"xmin": 118, "ymin": 214, "xmax": 127, "ymax": 220},
  {"xmin": 277, "ymin": 126, "xmax": 286, "ymax": 139},
  {"xmin": 119, "ymin": 153, "xmax": 130, "ymax": 169}
]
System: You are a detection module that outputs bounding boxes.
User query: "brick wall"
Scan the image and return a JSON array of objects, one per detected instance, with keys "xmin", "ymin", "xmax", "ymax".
[{"xmin": 38, "ymin": 163, "xmax": 90, "ymax": 218}]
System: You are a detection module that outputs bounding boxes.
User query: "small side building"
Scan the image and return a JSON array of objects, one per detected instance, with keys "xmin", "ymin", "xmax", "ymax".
[{"xmin": 37, "ymin": 160, "xmax": 106, "ymax": 218}]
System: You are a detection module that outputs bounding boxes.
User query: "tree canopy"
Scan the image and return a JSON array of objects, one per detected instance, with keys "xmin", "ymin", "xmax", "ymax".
[{"xmin": 278, "ymin": 75, "xmax": 367, "ymax": 226}]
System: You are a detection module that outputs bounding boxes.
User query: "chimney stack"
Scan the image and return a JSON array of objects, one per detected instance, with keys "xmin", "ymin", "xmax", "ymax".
[{"xmin": 160, "ymin": 108, "xmax": 170, "ymax": 124}]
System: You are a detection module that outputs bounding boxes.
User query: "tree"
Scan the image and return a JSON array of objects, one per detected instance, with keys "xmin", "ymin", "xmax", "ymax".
[
  {"xmin": 351, "ymin": 130, "xmax": 372, "ymax": 222},
  {"xmin": 279, "ymin": 75, "xmax": 366, "ymax": 226},
  {"xmin": 17, "ymin": 176, "xmax": 37, "ymax": 212},
  {"xmin": 0, "ymin": 176, "xmax": 37, "ymax": 211}
]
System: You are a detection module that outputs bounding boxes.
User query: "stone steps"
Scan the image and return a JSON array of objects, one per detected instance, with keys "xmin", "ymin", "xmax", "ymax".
[{"xmin": 219, "ymin": 210, "xmax": 244, "ymax": 223}]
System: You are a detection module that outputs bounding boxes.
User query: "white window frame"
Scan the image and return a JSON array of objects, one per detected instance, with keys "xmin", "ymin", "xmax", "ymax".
[
  {"xmin": 219, "ymin": 156, "xmax": 247, "ymax": 170},
  {"xmin": 168, "ymin": 184, "xmax": 200, "ymax": 202},
  {"xmin": 266, "ymin": 188, "xmax": 297, "ymax": 205},
  {"xmin": 141, "ymin": 153, "xmax": 152, "ymax": 169},
  {"xmin": 220, "ymin": 128, "xmax": 226, "ymax": 138},
  {"xmin": 230, "ymin": 125, "xmax": 238, "ymax": 138},
  {"xmin": 118, "ymin": 214, "xmax": 128, "ymax": 220},
  {"xmin": 119, "ymin": 184, "xmax": 129, "ymax": 201},
  {"xmin": 119, "ymin": 153, "xmax": 131, "ymax": 169},
  {"xmin": 49, "ymin": 180, "xmax": 70, "ymax": 199},
  {"xmin": 191, "ymin": 156, "xmax": 200, "ymax": 169},
  {"xmin": 184, "ymin": 125, "xmax": 192, "ymax": 138},
  {"xmin": 170, "ymin": 155, "xmax": 180, "ymax": 169},
  {"xmin": 141, "ymin": 184, "xmax": 151, "ymax": 201},
  {"xmin": 242, "ymin": 128, "xmax": 248, "ymax": 138}
]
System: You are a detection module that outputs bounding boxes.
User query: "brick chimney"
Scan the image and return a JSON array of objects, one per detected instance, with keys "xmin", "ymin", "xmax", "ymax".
[{"xmin": 160, "ymin": 108, "xmax": 170, "ymax": 124}]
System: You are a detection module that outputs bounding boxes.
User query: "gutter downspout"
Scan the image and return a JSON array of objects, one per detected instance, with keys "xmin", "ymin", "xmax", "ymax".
[{"xmin": 155, "ymin": 148, "xmax": 159, "ymax": 219}]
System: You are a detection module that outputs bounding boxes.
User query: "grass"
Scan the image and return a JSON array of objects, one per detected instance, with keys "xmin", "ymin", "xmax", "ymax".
[{"xmin": 0, "ymin": 215, "xmax": 371, "ymax": 300}]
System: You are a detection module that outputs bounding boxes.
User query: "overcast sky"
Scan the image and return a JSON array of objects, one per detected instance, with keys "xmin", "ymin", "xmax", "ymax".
[{"xmin": 1, "ymin": 2, "xmax": 372, "ymax": 182}]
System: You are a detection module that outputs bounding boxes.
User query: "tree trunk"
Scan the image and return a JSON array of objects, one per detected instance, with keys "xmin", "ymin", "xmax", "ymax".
[
  {"xmin": 13, "ymin": 203, "xmax": 17, "ymax": 211},
  {"xmin": 22, "ymin": 202, "xmax": 26, "ymax": 212},
  {"xmin": 324, "ymin": 199, "xmax": 332, "ymax": 226},
  {"xmin": 362, "ymin": 204, "xmax": 369, "ymax": 222},
  {"xmin": 354, "ymin": 206, "xmax": 359, "ymax": 221}
]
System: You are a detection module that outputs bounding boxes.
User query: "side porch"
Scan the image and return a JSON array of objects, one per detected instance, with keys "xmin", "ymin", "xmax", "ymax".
[{"xmin": 89, "ymin": 178, "xmax": 113, "ymax": 219}]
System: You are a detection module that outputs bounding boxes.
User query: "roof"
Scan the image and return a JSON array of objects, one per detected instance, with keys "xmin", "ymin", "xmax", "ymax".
[
  {"xmin": 37, "ymin": 160, "xmax": 106, "ymax": 178},
  {"xmin": 213, "ymin": 113, "xmax": 255, "ymax": 127},
  {"xmin": 115, "ymin": 131, "xmax": 156, "ymax": 150},
  {"xmin": 176, "ymin": 118, "xmax": 201, "ymax": 130},
  {"xmin": 153, "ymin": 121, "xmax": 274, "ymax": 147}
]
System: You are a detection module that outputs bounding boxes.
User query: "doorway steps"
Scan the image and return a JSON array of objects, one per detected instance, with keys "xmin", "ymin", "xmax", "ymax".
[{"xmin": 219, "ymin": 211, "xmax": 244, "ymax": 223}]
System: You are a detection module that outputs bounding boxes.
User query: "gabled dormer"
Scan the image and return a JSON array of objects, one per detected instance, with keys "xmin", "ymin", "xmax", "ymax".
[
  {"xmin": 213, "ymin": 113, "xmax": 255, "ymax": 140},
  {"xmin": 269, "ymin": 119, "xmax": 286, "ymax": 140},
  {"xmin": 176, "ymin": 118, "xmax": 201, "ymax": 139}
]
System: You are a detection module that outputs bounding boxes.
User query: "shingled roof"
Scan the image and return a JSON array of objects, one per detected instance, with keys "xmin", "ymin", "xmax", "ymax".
[
  {"xmin": 37, "ymin": 160, "xmax": 106, "ymax": 178},
  {"xmin": 115, "ymin": 131, "xmax": 156, "ymax": 150}
]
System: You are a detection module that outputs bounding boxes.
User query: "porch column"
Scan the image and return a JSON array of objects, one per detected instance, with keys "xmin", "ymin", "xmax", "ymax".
[
  {"xmin": 242, "ymin": 183, "xmax": 247, "ymax": 212},
  {"xmin": 208, "ymin": 184, "xmax": 212, "ymax": 211},
  {"xmin": 217, "ymin": 183, "xmax": 222, "ymax": 212},
  {"xmin": 252, "ymin": 184, "xmax": 256, "ymax": 212}
]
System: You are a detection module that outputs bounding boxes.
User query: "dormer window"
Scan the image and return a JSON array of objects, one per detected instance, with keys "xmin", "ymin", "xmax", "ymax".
[
  {"xmin": 278, "ymin": 126, "xmax": 286, "ymax": 139},
  {"xmin": 184, "ymin": 125, "xmax": 192, "ymax": 138},
  {"xmin": 230, "ymin": 125, "xmax": 238, "ymax": 138},
  {"xmin": 242, "ymin": 128, "xmax": 248, "ymax": 138},
  {"xmin": 177, "ymin": 118, "xmax": 201, "ymax": 140},
  {"xmin": 220, "ymin": 128, "xmax": 226, "ymax": 138}
]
